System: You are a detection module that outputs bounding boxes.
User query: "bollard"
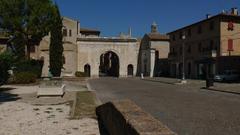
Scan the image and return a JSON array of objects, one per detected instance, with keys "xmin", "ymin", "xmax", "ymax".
[{"xmin": 141, "ymin": 73, "xmax": 144, "ymax": 79}]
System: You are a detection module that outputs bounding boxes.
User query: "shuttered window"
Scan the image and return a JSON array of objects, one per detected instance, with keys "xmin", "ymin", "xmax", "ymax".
[{"xmin": 228, "ymin": 39, "xmax": 233, "ymax": 51}]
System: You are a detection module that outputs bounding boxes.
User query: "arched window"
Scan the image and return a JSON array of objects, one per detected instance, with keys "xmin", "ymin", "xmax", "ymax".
[
  {"xmin": 63, "ymin": 29, "xmax": 67, "ymax": 37},
  {"xmin": 127, "ymin": 64, "xmax": 134, "ymax": 76},
  {"xmin": 84, "ymin": 64, "xmax": 91, "ymax": 77}
]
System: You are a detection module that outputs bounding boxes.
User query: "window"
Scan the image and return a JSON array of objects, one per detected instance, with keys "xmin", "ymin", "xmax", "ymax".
[
  {"xmin": 188, "ymin": 29, "xmax": 191, "ymax": 37},
  {"xmin": 228, "ymin": 39, "xmax": 233, "ymax": 51},
  {"xmin": 228, "ymin": 21, "xmax": 234, "ymax": 31},
  {"xmin": 188, "ymin": 62, "xmax": 191, "ymax": 76},
  {"xmin": 69, "ymin": 29, "xmax": 72, "ymax": 37},
  {"xmin": 198, "ymin": 43, "xmax": 202, "ymax": 52},
  {"xmin": 210, "ymin": 21, "xmax": 214, "ymax": 30},
  {"xmin": 63, "ymin": 29, "xmax": 67, "ymax": 37},
  {"xmin": 198, "ymin": 25, "xmax": 202, "ymax": 34},
  {"xmin": 30, "ymin": 46, "xmax": 35, "ymax": 53},
  {"xmin": 172, "ymin": 34, "xmax": 176, "ymax": 41},
  {"xmin": 187, "ymin": 45, "xmax": 191, "ymax": 53},
  {"xmin": 179, "ymin": 31, "xmax": 183, "ymax": 39},
  {"xmin": 210, "ymin": 40, "xmax": 214, "ymax": 50},
  {"xmin": 179, "ymin": 46, "xmax": 182, "ymax": 55}
]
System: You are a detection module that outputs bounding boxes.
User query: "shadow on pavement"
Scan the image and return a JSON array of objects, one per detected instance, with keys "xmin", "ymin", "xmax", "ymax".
[
  {"xmin": 142, "ymin": 79, "xmax": 176, "ymax": 85},
  {"xmin": 97, "ymin": 118, "xmax": 110, "ymax": 135},
  {"xmin": 0, "ymin": 87, "xmax": 21, "ymax": 104},
  {"xmin": 200, "ymin": 87, "xmax": 240, "ymax": 95}
]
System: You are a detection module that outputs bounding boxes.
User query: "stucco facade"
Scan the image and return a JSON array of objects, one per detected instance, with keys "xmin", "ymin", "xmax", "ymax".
[
  {"xmin": 77, "ymin": 38, "xmax": 139, "ymax": 77},
  {"xmin": 168, "ymin": 8, "xmax": 240, "ymax": 79},
  {"xmin": 38, "ymin": 17, "xmax": 79, "ymax": 77},
  {"xmin": 37, "ymin": 17, "xmax": 140, "ymax": 77},
  {"xmin": 139, "ymin": 23, "xmax": 170, "ymax": 77}
]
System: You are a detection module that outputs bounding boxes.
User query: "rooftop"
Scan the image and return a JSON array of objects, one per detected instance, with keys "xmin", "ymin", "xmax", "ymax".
[
  {"xmin": 77, "ymin": 37, "xmax": 137, "ymax": 42},
  {"xmin": 168, "ymin": 13, "xmax": 240, "ymax": 34},
  {"xmin": 147, "ymin": 33, "xmax": 169, "ymax": 41},
  {"xmin": 80, "ymin": 28, "xmax": 100, "ymax": 33}
]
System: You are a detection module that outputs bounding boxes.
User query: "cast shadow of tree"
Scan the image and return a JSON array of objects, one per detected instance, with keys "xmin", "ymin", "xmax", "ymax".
[{"xmin": 0, "ymin": 87, "xmax": 21, "ymax": 104}]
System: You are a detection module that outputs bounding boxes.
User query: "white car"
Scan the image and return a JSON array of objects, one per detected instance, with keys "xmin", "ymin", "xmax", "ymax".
[{"xmin": 214, "ymin": 70, "xmax": 240, "ymax": 82}]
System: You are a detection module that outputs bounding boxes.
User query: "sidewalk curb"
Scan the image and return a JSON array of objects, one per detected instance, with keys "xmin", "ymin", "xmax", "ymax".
[{"xmin": 201, "ymin": 87, "xmax": 240, "ymax": 95}]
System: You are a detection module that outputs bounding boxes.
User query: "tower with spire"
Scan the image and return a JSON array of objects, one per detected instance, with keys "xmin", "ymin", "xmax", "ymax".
[{"xmin": 151, "ymin": 21, "xmax": 158, "ymax": 33}]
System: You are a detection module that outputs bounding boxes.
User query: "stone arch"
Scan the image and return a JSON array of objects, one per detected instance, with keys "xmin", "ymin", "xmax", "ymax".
[
  {"xmin": 84, "ymin": 64, "xmax": 91, "ymax": 77},
  {"xmin": 127, "ymin": 64, "xmax": 134, "ymax": 76},
  {"xmin": 99, "ymin": 51, "xmax": 119, "ymax": 77},
  {"xmin": 99, "ymin": 49, "xmax": 121, "ymax": 59}
]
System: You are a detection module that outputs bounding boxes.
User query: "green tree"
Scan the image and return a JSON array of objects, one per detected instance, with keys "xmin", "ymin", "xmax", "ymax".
[
  {"xmin": 0, "ymin": 51, "xmax": 14, "ymax": 85},
  {"xmin": 11, "ymin": 33, "xmax": 26, "ymax": 60},
  {"xmin": 49, "ymin": 5, "xmax": 63, "ymax": 77},
  {"xmin": 0, "ymin": 0, "xmax": 55, "ymax": 60}
]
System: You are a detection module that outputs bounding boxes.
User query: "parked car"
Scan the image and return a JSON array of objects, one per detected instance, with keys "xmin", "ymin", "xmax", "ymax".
[{"xmin": 214, "ymin": 70, "xmax": 240, "ymax": 82}]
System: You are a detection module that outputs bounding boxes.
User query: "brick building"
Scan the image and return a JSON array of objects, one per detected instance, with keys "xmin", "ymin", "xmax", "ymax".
[{"xmin": 168, "ymin": 8, "xmax": 240, "ymax": 79}]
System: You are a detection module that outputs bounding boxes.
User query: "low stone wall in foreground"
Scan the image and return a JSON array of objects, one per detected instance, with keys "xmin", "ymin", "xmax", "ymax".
[{"xmin": 96, "ymin": 100, "xmax": 176, "ymax": 135}]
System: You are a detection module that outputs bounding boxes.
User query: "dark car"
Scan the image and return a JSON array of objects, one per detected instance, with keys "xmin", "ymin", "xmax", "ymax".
[{"xmin": 214, "ymin": 70, "xmax": 240, "ymax": 82}]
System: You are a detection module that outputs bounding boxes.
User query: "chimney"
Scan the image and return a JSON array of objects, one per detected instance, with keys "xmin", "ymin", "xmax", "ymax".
[
  {"xmin": 128, "ymin": 27, "xmax": 132, "ymax": 37},
  {"xmin": 206, "ymin": 14, "xmax": 211, "ymax": 19},
  {"xmin": 231, "ymin": 8, "xmax": 238, "ymax": 15}
]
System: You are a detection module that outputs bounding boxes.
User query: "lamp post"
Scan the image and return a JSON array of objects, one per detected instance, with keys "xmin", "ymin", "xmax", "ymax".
[{"xmin": 181, "ymin": 34, "xmax": 187, "ymax": 84}]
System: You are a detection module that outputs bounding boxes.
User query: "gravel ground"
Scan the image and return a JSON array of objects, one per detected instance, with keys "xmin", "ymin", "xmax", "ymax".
[{"xmin": 0, "ymin": 85, "xmax": 100, "ymax": 135}]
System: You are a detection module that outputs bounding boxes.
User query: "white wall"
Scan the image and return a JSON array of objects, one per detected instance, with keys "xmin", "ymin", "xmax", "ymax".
[{"xmin": 77, "ymin": 40, "xmax": 139, "ymax": 77}]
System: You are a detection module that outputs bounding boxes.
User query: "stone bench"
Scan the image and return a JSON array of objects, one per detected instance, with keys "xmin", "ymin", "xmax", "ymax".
[
  {"xmin": 96, "ymin": 100, "xmax": 176, "ymax": 135},
  {"xmin": 37, "ymin": 84, "xmax": 65, "ymax": 98},
  {"xmin": 37, "ymin": 78, "xmax": 65, "ymax": 98}
]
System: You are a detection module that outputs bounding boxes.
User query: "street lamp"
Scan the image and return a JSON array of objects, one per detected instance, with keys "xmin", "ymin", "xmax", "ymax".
[{"xmin": 181, "ymin": 33, "xmax": 187, "ymax": 84}]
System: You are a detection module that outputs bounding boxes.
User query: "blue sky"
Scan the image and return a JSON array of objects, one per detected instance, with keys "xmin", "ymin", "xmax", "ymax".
[{"xmin": 55, "ymin": 0, "xmax": 240, "ymax": 37}]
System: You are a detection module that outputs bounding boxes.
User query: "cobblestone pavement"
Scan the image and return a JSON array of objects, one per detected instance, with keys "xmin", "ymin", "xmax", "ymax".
[{"xmin": 89, "ymin": 77, "xmax": 240, "ymax": 135}]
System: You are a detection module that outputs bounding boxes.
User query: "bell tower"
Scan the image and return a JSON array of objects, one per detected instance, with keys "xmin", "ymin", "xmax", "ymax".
[{"xmin": 151, "ymin": 21, "xmax": 158, "ymax": 33}]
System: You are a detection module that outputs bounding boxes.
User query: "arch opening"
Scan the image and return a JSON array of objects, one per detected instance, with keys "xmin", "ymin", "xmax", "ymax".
[
  {"xmin": 99, "ymin": 51, "xmax": 119, "ymax": 77},
  {"xmin": 84, "ymin": 64, "xmax": 91, "ymax": 77},
  {"xmin": 127, "ymin": 64, "xmax": 134, "ymax": 76}
]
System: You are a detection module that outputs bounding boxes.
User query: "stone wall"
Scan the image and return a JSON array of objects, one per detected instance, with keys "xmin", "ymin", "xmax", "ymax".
[
  {"xmin": 77, "ymin": 40, "xmax": 139, "ymax": 77},
  {"xmin": 96, "ymin": 100, "xmax": 176, "ymax": 135}
]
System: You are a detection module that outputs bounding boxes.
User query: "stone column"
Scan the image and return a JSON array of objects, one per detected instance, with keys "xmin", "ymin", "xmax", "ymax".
[{"xmin": 150, "ymin": 49, "xmax": 156, "ymax": 77}]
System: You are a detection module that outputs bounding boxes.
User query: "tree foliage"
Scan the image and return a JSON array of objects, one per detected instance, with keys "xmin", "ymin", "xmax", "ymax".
[
  {"xmin": 49, "ymin": 5, "xmax": 63, "ymax": 77},
  {"xmin": 0, "ymin": 51, "xmax": 14, "ymax": 85},
  {"xmin": 0, "ymin": 0, "xmax": 55, "ymax": 59}
]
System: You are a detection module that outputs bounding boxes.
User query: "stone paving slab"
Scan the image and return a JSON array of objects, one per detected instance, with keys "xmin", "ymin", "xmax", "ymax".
[
  {"xmin": 143, "ymin": 77, "xmax": 240, "ymax": 95},
  {"xmin": 89, "ymin": 77, "xmax": 240, "ymax": 135}
]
